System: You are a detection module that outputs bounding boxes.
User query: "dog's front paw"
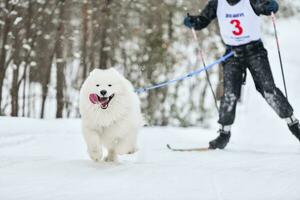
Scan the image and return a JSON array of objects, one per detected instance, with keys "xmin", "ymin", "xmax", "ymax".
[
  {"xmin": 127, "ymin": 147, "xmax": 138, "ymax": 155},
  {"xmin": 88, "ymin": 150, "xmax": 102, "ymax": 162},
  {"xmin": 104, "ymin": 150, "xmax": 117, "ymax": 162},
  {"xmin": 104, "ymin": 156, "xmax": 117, "ymax": 162}
]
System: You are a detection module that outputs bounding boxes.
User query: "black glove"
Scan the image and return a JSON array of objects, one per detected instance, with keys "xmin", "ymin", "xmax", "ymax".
[
  {"xmin": 183, "ymin": 14, "xmax": 201, "ymax": 29},
  {"xmin": 256, "ymin": 0, "xmax": 279, "ymax": 15}
]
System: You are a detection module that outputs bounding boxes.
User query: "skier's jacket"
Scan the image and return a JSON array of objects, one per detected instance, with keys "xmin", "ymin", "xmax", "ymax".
[{"xmin": 192, "ymin": 0, "xmax": 279, "ymax": 31}]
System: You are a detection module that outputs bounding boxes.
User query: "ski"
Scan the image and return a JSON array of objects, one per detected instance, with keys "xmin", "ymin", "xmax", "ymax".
[{"xmin": 166, "ymin": 144, "xmax": 211, "ymax": 152}]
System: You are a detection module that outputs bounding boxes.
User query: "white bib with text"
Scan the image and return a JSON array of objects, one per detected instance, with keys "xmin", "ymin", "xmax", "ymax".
[{"xmin": 217, "ymin": 0, "xmax": 261, "ymax": 46}]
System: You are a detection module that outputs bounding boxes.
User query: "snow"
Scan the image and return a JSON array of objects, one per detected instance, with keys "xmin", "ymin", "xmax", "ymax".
[
  {"xmin": 10, "ymin": 0, "xmax": 19, "ymax": 5},
  {"xmin": 4, "ymin": 45, "xmax": 10, "ymax": 50},
  {"xmin": 1, "ymin": 117, "xmax": 300, "ymax": 200},
  {"xmin": 56, "ymin": 58, "xmax": 64, "ymax": 63},
  {"xmin": 13, "ymin": 17, "xmax": 22, "ymax": 25},
  {"xmin": 30, "ymin": 61, "xmax": 37, "ymax": 67},
  {"xmin": 1, "ymin": 16, "xmax": 300, "ymax": 200},
  {"xmin": 22, "ymin": 44, "xmax": 31, "ymax": 51}
]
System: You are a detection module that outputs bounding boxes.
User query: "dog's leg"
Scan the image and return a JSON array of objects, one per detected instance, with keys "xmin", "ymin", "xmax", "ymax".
[
  {"xmin": 83, "ymin": 127, "xmax": 102, "ymax": 162},
  {"xmin": 126, "ymin": 135, "xmax": 138, "ymax": 155},
  {"xmin": 117, "ymin": 132, "xmax": 138, "ymax": 155},
  {"xmin": 105, "ymin": 149, "xmax": 117, "ymax": 162}
]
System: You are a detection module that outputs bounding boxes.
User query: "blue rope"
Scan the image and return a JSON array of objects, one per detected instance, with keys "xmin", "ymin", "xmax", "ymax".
[{"xmin": 135, "ymin": 51, "xmax": 234, "ymax": 94}]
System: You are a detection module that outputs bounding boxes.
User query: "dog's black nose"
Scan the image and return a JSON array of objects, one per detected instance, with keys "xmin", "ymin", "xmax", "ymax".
[{"xmin": 100, "ymin": 90, "xmax": 107, "ymax": 96}]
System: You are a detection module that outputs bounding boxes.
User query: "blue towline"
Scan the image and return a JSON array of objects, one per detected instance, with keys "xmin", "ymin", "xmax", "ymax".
[{"xmin": 135, "ymin": 51, "xmax": 234, "ymax": 94}]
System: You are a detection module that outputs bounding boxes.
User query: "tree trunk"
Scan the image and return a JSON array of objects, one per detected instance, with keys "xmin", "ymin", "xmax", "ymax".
[
  {"xmin": 98, "ymin": 0, "xmax": 112, "ymax": 69},
  {"xmin": 55, "ymin": 0, "xmax": 66, "ymax": 118},
  {"xmin": 10, "ymin": 8, "xmax": 23, "ymax": 117},
  {"xmin": 40, "ymin": 53, "xmax": 54, "ymax": 119},
  {"xmin": 89, "ymin": 1, "xmax": 98, "ymax": 71},
  {"xmin": 10, "ymin": 66, "xmax": 20, "ymax": 116},
  {"xmin": 22, "ymin": 1, "xmax": 33, "ymax": 117},
  {"xmin": 81, "ymin": 1, "xmax": 88, "ymax": 80},
  {"xmin": 40, "ymin": 0, "xmax": 64, "ymax": 119},
  {"xmin": 0, "ymin": 0, "xmax": 11, "ymax": 114}
]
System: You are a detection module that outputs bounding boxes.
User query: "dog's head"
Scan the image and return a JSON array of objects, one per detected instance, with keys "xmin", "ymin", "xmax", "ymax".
[
  {"xmin": 80, "ymin": 68, "xmax": 135, "ymax": 111},
  {"xmin": 80, "ymin": 68, "xmax": 142, "ymax": 127}
]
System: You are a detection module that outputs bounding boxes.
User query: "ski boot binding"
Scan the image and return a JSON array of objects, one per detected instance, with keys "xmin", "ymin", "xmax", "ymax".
[
  {"xmin": 288, "ymin": 120, "xmax": 300, "ymax": 142},
  {"xmin": 209, "ymin": 129, "xmax": 231, "ymax": 150}
]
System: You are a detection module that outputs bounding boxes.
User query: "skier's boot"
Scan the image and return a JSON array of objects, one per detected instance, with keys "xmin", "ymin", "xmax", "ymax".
[
  {"xmin": 209, "ymin": 130, "xmax": 231, "ymax": 150},
  {"xmin": 288, "ymin": 120, "xmax": 300, "ymax": 142}
]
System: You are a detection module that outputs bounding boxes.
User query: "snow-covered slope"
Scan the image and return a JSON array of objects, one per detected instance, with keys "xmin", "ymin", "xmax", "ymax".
[
  {"xmin": 0, "ymin": 117, "xmax": 300, "ymax": 200},
  {"xmin": 1, "ymin": 17, "xmax": 300, "ymax": 200}
]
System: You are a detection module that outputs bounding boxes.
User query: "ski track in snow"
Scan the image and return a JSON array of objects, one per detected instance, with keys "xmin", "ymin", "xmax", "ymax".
[{"xmin": 1, "ymin": 17, "xmax": 300, "ymax": 200}]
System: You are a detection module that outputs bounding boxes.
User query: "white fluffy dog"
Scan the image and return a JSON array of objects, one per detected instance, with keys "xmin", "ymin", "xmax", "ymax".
[{"xmin": 79, "ymin": 68, "xmax": 143, "ymax": 162}]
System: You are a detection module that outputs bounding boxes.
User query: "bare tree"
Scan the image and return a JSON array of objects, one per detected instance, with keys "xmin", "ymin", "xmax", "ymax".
[
  {"xmin": 81, "ymin": 1, "xmax": 88, "ymax": 80},
  {"xmin": 98, "ymin": 0, "xmax": 112, "ymax": 69},
  {"xmin": 0, "ymin": 0, "xmax": 12, "ymax": 114},
  {"xmin": 55, "ymin": 0, "xmax": 66, "ymax": 118}
]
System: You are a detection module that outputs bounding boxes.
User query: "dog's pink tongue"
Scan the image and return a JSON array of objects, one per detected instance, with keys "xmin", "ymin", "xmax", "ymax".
[{"xmin": 89, "ymin": 93, "xmax": 98, "ymax": 104}]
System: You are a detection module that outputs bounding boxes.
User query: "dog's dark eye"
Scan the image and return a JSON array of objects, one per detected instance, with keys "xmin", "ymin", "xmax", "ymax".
[
  {"xmin": 108, "ymin": 84, "xmax": 112, "ymax": 87},
  {"xmin": 96, "ymin": 84, "xmax": 100, "ymax": 87}
]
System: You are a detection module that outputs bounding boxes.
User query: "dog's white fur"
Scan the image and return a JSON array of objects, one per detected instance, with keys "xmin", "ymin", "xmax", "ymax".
[{"xmin": 79, "ymin": 68, "xmax": 143, "ymax": 162}]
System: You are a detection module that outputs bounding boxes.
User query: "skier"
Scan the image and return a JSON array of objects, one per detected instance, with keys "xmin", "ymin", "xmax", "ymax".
[{"xmin": 184, "ymin": 0, "xmax": 300, "ymax": 149}]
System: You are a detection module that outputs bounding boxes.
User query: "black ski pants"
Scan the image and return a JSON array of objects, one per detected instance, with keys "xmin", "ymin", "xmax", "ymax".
[{"xmin": 218, "ymin": 40, "xmax": 294, "ymax": 126}]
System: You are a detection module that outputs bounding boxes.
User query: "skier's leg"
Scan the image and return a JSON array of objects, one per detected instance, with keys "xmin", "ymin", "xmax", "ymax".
[
  {"xmin": 247, "ymin": 46, "xmax": 293, "ymax": 118},
  {"xmin": 210, "ymin": 54, "xmax": 244, "ymax": 149},
  {"xmin": 218, "ymin": 55, "xmax": 244, "ymax": 126},
  {"xmin": 247, "ymin": 44, "xmax": 300, "ymax": 141}
]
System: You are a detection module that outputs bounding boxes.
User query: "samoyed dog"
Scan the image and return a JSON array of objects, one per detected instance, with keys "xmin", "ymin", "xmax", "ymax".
[{"xmin": 79, "ymin": 68, "xmax": 143, "ymax": 162}]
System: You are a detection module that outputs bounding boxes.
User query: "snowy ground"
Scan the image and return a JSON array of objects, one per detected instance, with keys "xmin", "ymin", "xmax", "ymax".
[{"xmin": 1, "ymin": 17, "xmax": 300, "ymax": 200}]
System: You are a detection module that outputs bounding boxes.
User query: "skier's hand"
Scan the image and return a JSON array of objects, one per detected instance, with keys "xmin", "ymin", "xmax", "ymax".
[
  {"xmin": 183, "ymin": 14, "xmax": 200, "ymax": 29},
  {"xmin": 257, "ymin": 0, "xmax": 279, "ymax": 16}
]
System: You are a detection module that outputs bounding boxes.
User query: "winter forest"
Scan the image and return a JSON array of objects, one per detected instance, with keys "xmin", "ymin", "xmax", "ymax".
[{"xmin": 0, "ymin": 0, "xmax": 299, "ymax": 126}]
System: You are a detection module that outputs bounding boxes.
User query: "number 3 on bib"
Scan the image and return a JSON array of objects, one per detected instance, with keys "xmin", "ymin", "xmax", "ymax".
[{"xmin": 230, "ymin": 19, "xmax": 243, "ymax": 36}]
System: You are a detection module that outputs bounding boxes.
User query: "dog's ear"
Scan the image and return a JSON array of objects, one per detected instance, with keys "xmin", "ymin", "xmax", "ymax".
[
  {"xmin": 89, "ymin": 68, "xmax": 101, "ymax": 76},
  {"xmin": 107, "ymin": 68, "xmax": 120, "ymax": 75},
  {"xmin": 107, "ymin": 68, "xmax": 134, "ymax": 92},
  {"xmin": 108, "ymin": 68, "xmax": 127, "ymax": 80}
]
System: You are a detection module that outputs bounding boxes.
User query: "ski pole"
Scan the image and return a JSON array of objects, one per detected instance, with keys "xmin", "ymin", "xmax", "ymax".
[
  {"xmin": 271, "ymin": 12, "xmax": 288, "ymax": 100},
  {"xmin": 190, "ymin": 27, "xmax": 219, "ymax": 113}
]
